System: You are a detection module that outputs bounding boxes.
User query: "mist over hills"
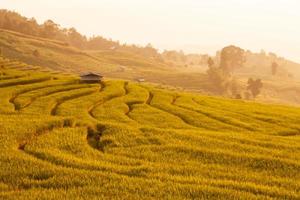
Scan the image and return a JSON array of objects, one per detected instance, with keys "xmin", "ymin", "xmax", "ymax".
[
  {"xmin": 1, "ymin": 9, "xmax": 300, "ymax": 106},
  {"xmin": 1, "ymin": 9, "xmax": 299, "ymax": 75},
  {"xmin": 1, "ymin": 6, "xmax": 300, "ymax": 199}
]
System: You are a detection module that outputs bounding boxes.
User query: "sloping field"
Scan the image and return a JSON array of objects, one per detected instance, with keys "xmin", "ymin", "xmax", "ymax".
[
  {"xmin": 0, "ymin": 29, "xmax": 218, "ymax": 93},
  {"xmin": 3, "ymin": 28, "xmax": 300, "ymax": 106},
  {"xmin": 0, "ymin": 29, "xmax": 168, "ymax": 75},
  {"xmin": 0, "ymin": 57, "xmax": 300, "ymax": 199}
]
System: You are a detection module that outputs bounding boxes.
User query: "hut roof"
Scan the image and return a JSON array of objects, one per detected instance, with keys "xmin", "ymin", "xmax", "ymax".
[{"xmin": 80, "ymin": 72, "xmax": 103, "ymax": 78}]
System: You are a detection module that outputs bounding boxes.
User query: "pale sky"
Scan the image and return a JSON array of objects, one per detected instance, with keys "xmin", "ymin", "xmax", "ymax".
[{"xmin": 1, "ymin": 0, "xmax": 300, "ymax": 62}]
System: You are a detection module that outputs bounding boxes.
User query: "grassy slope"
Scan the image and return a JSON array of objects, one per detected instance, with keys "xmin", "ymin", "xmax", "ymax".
[
  {"xmin": 1, "ymin": 28, "xmax": 300, "ymax": 105},
  {"xmin": 0, "ymin": 29, "xmax": 121, "ymax": 73},
  {"xmin": 0, "ymin": 29, "xmax": 213, "ymax": 90},
  {"xmin": 0, "ymin": 29, "xmax": 172, "ymax": 75},
  {"xmin": 0, "ymin": 57, "xmax": 300, "ymax": 199}
]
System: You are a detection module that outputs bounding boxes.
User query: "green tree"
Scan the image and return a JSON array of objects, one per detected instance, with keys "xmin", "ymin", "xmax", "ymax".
[
  {"xmin": 67, "ymin": 28, "xmax": 86, "ymax": 49},
  {"xmin": 41, "ymin": 20, "xmax": 59, "ymax": 38},
  {"xmin": 3, "ymin": 14, "xmax": 12, "ymax": 29},
  {"xmin": 207, "ymin": 57, "xmax": 214, "ymax": 67},
  {"xmin": 33, "ymin": 49, "xmax": 40, "ymax": 57},
  {"xmin": 271, "ymin": 62, "xmax": 278, "ymax": 76},
  {"xmin": 220, "ymin": 45, "xmax": 245, "ymax": 74},
  {"xmin": 247, "ymin": 78, "xmax": 263, "ymax": 98},
  {"xmin": 207, "ymin": 66, "xmax": 230, "ymax": 95},
  {"xmin": 144, "ymin": 43, "xmax": 159, "ymax": 58},
  {"xmin": 244, "ymin": 91, "xmax": 251, "ymax": 100},
  {"xmin": 230, "ymin": 78, "xmax": 241, "ymax": 97}
]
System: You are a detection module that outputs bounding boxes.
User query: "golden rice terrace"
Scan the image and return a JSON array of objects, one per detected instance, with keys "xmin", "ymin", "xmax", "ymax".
[{"xmin": 0, "ymin": 57, "xmax": 300, "ymax": 199}]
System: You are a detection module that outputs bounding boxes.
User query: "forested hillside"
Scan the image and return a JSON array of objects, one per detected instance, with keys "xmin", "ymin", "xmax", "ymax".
[{"xmin": 0, "ymin": 9, "xmax": 162, "ymax": 60}]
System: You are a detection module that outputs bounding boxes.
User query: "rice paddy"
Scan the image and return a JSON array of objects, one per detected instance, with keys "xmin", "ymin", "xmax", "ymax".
[{"xmin": 0, "ymin": 57, "xmax": 300, "ymax": 199}]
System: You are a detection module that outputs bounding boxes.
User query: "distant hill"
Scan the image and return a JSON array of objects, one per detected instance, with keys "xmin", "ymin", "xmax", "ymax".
[
  {"xmin": 1, "ymin": 9, "xmax": 300, "ymax": 78},
  {"xmin": 2, "ymin": 28, "xmax": 300, "ymax": 106},
  {"xmin": 1, "ymin": 9, "xmax": 300, "ymax": 106},
  {"xmin": 0, "ymin": 9, "xmax": 163, "ymax": 60},
  {"xmin": 0, "ymin": 29, "xmax": 169, "ymax": 74}
]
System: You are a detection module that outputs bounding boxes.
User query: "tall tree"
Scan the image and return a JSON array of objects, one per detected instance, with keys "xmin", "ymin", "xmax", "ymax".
[
  {"xmin": 41, "ymin": 20, "xmax": 59, "ymax": 38},
  {"xmin": 207, "ymin": 57, "xmax": 214, "ymax": 68},
  {"xmin": 220, "ymin": 45, "xmax": 246, "ymax": 74},
  {"xmin": 247, "ymin": 78, "xmax": 263, "ymax": 98},
  {"xmin": 271, "ymin": 62, "xmax": 278, "ymax": 76},
  {"xmin": 67, "ymin": 28, "xmax": 86, "ymax": 49},
  {"xmin": 3, "ymin": 14, "xmax": 12, "ymax": 29},
  {"xmin": 206, "ymin": 66, "xmax": 230, "ymax": 95}
]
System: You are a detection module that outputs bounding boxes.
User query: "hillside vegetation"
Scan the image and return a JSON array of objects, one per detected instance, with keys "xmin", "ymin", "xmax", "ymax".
[
  {"xmin": 0, "ymin": 57, "xmax": 300, "ymax": 199},
  {"xmin": 0, "ymin": 28, "xmax": 172, "ymax": 74},
  {"xmin": 0, "ymin": 29, "xmax": 138, "ymax": 73},
  {"xmin": 0, "ymin": 28, "xmax": 209, "ymax": 90},
  {"xmin": 2, "ymin": 27, "xmax": 300, "ymax": 107}
]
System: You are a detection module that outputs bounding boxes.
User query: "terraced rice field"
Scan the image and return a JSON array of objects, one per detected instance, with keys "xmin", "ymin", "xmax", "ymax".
[{"xmin": 0, "ymin": 57, "xmax": 300, "ymax": 199}]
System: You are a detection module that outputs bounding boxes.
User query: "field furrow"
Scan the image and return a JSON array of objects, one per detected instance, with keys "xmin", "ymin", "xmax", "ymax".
[{"xmin": 1, "ymin": 62, "xmax": 300, "ymax": 199}]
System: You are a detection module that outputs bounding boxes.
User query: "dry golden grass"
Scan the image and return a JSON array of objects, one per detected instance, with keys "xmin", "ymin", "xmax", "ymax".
[{"xmin": 0, "ymin": 57, "xmax": 300, "ymax": 199}]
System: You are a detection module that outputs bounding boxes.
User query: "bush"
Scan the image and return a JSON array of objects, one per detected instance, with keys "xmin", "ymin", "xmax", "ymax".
[{"xmin": 33, "ymin": 49, "xmax": 40, "ymax": 57}]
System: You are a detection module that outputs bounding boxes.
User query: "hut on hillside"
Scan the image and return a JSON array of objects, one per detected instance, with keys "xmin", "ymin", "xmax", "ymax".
[
  {"xmin": 136, "ymin": 78, "xmax": 145, "ymax": 83},
  {"xmin": 80, "ymin": 72, "xmax": 103, "ymax": 83}
]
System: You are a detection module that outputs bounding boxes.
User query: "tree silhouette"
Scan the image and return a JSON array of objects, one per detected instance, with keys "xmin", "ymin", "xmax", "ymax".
[
  {"xmin": 207, "ymin": 57, "xmax": 214, "ymax": 68},
  {"xmin": 67, "ymin": 28, "xmax": 86, "ymax": 49},
  {"xmin": 41, "ymin": 20, "xmax": 59, "ymax": 38},
  {"xmin": 33, "ymin": 49, "xmax": 40, "ymax": 57},
  {"xmin": 207, "ymin": 66, "xmax": 230, "ymax": 94},
  {"xmin": 220, "ymin": 45, "xmax": 246, "ymax": 74},
  {"xmin": 247, "ymin": 78, "xmax": 263, "ymax": 98},
  {"xmin": 271, "ymin": 62, "xmax": 278, "ymax": 76}
]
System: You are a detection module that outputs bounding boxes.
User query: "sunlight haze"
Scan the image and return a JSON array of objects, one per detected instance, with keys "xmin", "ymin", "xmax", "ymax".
[
  {"xmin": 2, "ymin": 1, "xmax": 300, "ymax": 199},
  {"xmin": 2, "ymin": 0, "xmax": 300, "ymax": 62}
]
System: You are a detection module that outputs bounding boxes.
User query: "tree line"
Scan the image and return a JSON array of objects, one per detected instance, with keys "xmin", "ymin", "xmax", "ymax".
[{"xmin": 0, "ymin": 9, "xmax": 161, "ymax": 59}]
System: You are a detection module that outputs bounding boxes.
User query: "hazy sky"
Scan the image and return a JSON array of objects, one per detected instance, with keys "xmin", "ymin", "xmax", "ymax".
[{"xmin": 2, "ymin": 0, "xmax": 300, "ymax": 62}]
